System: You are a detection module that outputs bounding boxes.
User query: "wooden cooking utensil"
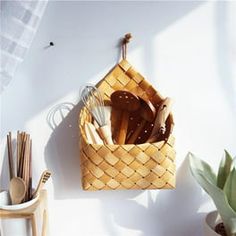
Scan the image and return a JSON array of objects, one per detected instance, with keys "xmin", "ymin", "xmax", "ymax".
[
  {"xmin": 92, "ymin": 105, "xmax": 113, "ymax": 144},
  {"xmin": 127, "ymin": 97, "xmax": 156, "ymax": 144},
  {"xmin": 111, "ymin": 90, "xmax": 140, "ymax": 144},
  {"xmin": 32, "ymin": 170, "xmax": 51, "ymax": 198},
  {"xmin": 9, "ymin": 177, "xmax": 26, "ymax": 205},
  {"xmin": 84, "ymin": 122, "xmax": 103, "ymax": 144},
  {"xmin": 148, "ymin": 97, "xmax": 173, "ymax": 142},
  {"xmin": 135, "ymin": 121, "xmax": 155, "ymax": 144},
  {"xmin": 81, "ymin": 85, "xmax": 113, "ymax": 145}
]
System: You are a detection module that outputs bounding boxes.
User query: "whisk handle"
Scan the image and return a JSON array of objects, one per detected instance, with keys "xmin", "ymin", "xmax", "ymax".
[{"xmin": 97, "ymin": 125, "xmax": 113, "ymax": 145}]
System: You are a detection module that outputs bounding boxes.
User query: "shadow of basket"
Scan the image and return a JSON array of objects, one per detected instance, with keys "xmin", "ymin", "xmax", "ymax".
[{"xmin": 44, "ymin": 102, "xmax": 83, "ymax": 199}]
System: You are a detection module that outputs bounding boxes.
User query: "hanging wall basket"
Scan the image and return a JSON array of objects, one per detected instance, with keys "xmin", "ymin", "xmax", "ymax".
[{"xmin": 79, "ymin": 34, "xmax": 176, "ymax": 191}]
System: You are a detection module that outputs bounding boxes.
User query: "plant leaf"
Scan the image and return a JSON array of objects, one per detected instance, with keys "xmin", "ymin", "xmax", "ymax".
[
  {"xmin": 224, "ymin": 167, "xmax": 236, "ymax": 212},
  {"xmin": 188, "ymin": 153, "xmax": 236, "ymax": 236},
  {"xmin": 217, "ymin": 150, "xmax": 233, "ymax": 189},
  {"xmin": 188, "ymin": 152, "xmax": 217, "ymax": 186},
  {"xmin": 195, "ymin": 172, "xmax": 236, "ymax": 236}
]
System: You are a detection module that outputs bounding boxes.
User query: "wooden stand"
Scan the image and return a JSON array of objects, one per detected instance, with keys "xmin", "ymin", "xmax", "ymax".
[{"xmin": 0, "ymin": 190, "xmax": 48, "ymax": 236}]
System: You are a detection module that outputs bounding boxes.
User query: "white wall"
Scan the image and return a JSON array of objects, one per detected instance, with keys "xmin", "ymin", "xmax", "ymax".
[{"xmin": 1, "ymin": 1, "xmax": 236, "ymax": 236}]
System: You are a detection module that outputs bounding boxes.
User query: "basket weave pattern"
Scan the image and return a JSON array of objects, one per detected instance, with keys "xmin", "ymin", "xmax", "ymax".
[{"xmin": 79, "ymin": 59, "xmax": 176, "ymax": 190}]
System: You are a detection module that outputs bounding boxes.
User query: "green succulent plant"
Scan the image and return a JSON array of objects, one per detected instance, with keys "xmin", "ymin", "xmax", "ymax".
[{"xmin": 188, "ymin": 150, "xmax": 236, "ymax": 236}]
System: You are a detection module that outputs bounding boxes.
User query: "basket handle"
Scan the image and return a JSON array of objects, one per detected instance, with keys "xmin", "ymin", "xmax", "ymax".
[{"xmin": 122, "ymin": 33, "xmax": 132, "ymax": 60}]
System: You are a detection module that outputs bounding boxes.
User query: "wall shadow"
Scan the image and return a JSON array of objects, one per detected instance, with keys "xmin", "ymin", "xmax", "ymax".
[
  {"xmin": 0, "ymin": 146, "xmax": 10, "ymax": 190},
  {"xmin": 44, "ymin": 100, "xmax": 143, "ymax": 201},
  {"xmin": 0, "ymin": 139, "xmax": 17, "ymax": 191},
  {"xmin": 44, "ymin": 102, "xmax": 82, "ymax": 199}
]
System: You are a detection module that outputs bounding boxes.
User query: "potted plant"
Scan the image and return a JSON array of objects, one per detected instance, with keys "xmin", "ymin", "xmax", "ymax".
[{"xmin": 188, "ymin": 150, "xmax": 236, "ymax": 236}]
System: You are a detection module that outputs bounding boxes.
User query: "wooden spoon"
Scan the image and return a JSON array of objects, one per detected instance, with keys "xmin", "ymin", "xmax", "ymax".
[
  {"xmin": 127, "ymin": 97, "xmax": 156, "ymax": 144},
  {"xmin": 111, "ymin": 90, "xmax": 140, "ymax": 144},
  {"xmin": 9, "ymin": 177, "xmax": 26, "ymax": 205}
]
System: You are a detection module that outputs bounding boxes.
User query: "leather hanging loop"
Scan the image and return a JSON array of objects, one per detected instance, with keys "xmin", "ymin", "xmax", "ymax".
[{"xmin": 122, "ymin": 33, "xmax": 132, "ymax": 60}]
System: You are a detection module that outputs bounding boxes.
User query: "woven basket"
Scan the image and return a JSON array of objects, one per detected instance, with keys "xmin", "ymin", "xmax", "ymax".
[{"xmin": 79, "ymin": 59, "xmax": 176, "ymax": 190}]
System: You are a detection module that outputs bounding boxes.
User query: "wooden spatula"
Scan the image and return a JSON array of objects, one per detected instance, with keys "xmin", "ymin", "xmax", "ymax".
[
  {"xmin": 127, "ymin": 97, "xmax": 156, "ymax": 144},
  {"xmin": 32, "ymin": 170, "xmax": 51, "ymax": 198},
  {"xmin": 147, "ymin": 97, "xmax": 173, "ymax": 143},
  {"xmin": 111, "ymin": 90, "xmax": 140, "ymax": 144}
]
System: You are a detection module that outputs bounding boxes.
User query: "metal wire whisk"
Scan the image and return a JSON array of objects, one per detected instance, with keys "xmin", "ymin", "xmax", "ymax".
[{"xmin": 80, "ymin": 85, "xmax": 113, "ymax": 144}]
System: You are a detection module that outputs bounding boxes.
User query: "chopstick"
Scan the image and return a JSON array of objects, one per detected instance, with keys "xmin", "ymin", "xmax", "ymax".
[
  {"xmin": 23, "ymin": 135, "xmax": 29, "ymax": 202},
  {"xmin": 18, "ymin": 132, "xmax": 26, "ymax": 178},
  {"xmin": 28, "ymin": 140, "xmax": 32, "ymax": 200},
  {"xmin": 7, "ymin": 132, "xmax": 14, "ymax": 179},
  {"xmin": 17, "ymin": 131, "xmax": 20, "ymax": 173},
  {"xmin": 7, "ymin": 131, "xmax": 33, "ymax": 202}
]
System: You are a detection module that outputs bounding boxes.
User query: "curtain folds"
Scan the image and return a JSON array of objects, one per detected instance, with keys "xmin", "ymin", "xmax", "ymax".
[{"xmin": 0, "ymin": 0, "xmax": 48, "ymax": 93}]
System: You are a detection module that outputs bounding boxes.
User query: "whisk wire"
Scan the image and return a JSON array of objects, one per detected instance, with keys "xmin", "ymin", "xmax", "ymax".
[{"xmin": 80, "ymin": 85, "xmax": 106, "ymax": 126}]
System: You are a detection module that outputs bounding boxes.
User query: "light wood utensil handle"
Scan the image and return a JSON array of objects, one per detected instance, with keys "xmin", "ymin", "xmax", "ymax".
[
  {"xmin": 84, "ymin": 122, "xmax": 104, "ymax": 144},
  {"xmin": 150, "ymin": 97, "xmax": 173, "ymax": 137},
  {"xmin": 117, "ymin": 111, "xmax": 129, "ymax": 144},
  {"xmin": 84, "ymin": 123, "xmax": 94, "ymax": 144},
  {"xmin": 33, "ymin": 170, "xmax": 51, "ymax": 198},
  {"xmin": 97, "ymin": 125, "xmax": 113, "ymax": 145}
]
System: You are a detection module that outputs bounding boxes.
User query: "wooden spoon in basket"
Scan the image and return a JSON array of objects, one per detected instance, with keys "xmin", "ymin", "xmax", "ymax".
[{"xmin": 111, "ymin": 90, "xmax": 140, "ymax": 144}]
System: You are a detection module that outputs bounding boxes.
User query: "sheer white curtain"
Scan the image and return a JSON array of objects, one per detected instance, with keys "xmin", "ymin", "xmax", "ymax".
[{"xmin": 0, "ymin": 0, "xmax": 48, "ymax": 93}]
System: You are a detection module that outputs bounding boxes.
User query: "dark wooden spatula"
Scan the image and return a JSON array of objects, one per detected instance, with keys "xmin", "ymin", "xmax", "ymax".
[
  {"xmin": 127, "ymin": 97, "xmax": 156, "ymax": 144},
  {"xmin": 147, "ymin": 97, "xmax": 173, "ymax": 143},
  {"xmin": 111, "ymin": 90, "xmax": 140, "ymax": 144}
]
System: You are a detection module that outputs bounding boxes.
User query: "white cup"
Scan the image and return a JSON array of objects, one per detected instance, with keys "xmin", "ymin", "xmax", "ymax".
[{"xmin": 0, "ymin": 191, "xmax": 39, "ymax": 236}]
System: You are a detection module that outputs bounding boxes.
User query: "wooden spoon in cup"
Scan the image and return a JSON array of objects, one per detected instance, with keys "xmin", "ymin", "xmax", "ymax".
[{"xmin": 9, "ymin": 177, "xmax": 26, "ymax": 205}]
